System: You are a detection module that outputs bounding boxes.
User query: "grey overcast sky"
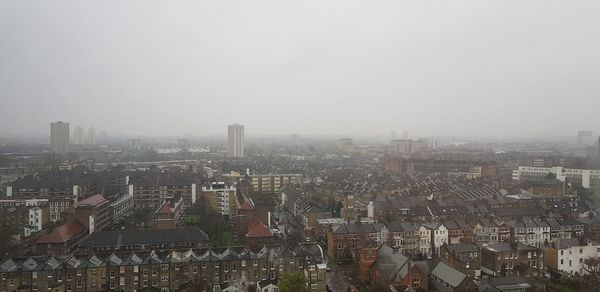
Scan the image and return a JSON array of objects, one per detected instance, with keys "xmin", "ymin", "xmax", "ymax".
[{"xmin": 1, "ymin": 0, "xmax": 599, "ymax": 138}]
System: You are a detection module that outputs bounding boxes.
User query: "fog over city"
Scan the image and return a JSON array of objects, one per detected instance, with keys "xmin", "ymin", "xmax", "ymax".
[
  {"xmin": 1, "ymin": 0, "xmax": 600, "ymax": 138},
  {"xmin": 6, "ymin": 2, "xmax": 600, "ymax": 292}
]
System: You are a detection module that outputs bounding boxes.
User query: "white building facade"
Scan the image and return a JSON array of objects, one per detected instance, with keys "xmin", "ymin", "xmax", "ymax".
[
  {"xmin": 513, "ymin": 166, "xmax": 600, "ymax": 194},
  {"xmin": 556, "ymin": 241, "xmax": 600, "ymax": 275},
  {"xmin": 419, "ymin": 225, "xmax": 432, "ymax": 256}
]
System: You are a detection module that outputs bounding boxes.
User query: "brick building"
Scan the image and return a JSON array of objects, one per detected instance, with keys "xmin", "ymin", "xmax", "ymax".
[
  {"xmin": 480, "ymin": 242, "xmax": 543, "ymax": 277},
  {"xmin": 0, "ymin": 243, "xmax": 326, "ymax": 292},
  {"xmin": 154, "ymin": 196, "xmax": 185, "ymax": 229},
  {"xmin": 439, "ymin": 243, "xmax": 481, "ymax": 278},
  {"xmin": 64, "ymin": 195, "xmax": 111, "ymax": 233}
]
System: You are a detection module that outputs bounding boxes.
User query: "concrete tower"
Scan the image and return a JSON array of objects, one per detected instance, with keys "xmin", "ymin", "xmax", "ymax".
[
  {"xmin": 50, "ymin": 121, "xmax": 70, "ymax": 154},
  {"xmin": 227, "ymin": 124, "xmax": 244, "ymax": 158}
]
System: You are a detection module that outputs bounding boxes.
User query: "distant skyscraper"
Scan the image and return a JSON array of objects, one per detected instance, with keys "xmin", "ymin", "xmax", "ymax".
[
  {"xmin": 72, "ymin": 126, "xmax": 85, "ymax": 145},
  {"xmin": 578, "ymin": 130, "xmax": 593, "ymax": 145},
  {"xmin": 228, "ymin": 124, "xmax": 244, "ymax": 158},
  {"xmin": 99, "ymin": 131, "xmax": 108, "ymax": 143},
  {"xmin": 87, "ymin": 127, "xmax": 96, "ymax": 145},
  {"xmin": 50, "ymin": 121, "xmax": 70, "ymax": 154}
]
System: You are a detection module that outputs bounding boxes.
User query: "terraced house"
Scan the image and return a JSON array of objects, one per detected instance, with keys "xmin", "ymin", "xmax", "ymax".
[{"xmin": 0, "ymin": 243, "xmax": 326, "ymax": 292}]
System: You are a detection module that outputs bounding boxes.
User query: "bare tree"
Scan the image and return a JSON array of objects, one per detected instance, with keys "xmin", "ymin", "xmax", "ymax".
[{"xmin": 582, "ymin": 257, "xmax": 600, "ymax": 287}]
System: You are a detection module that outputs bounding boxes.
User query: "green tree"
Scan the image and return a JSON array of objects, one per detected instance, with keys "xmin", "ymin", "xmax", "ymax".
[
  {"xmin": 0, "ymin": 224, "xmax": 17, "ymax": 256},
  {"xmin": 279, "ymin": 272, "xmax": 308, "ymax": 292}
]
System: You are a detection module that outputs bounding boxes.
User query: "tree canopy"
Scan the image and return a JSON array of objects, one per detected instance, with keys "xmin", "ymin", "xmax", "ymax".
[{"xmin": 279, "ymin": 272, "xmax": 308, "ymax": 292}]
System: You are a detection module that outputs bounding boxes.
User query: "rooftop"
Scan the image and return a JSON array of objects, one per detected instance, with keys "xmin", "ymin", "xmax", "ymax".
[
  {"xmin": 36, "ymin": 220, "xmax": 87, "ymax": 244},
  {"xmin": 78, "ymin": 228, "xmax": 209, "ymax": 248}
]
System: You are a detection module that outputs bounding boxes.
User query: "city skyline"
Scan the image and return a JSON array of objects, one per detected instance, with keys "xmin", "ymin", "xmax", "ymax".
[
  {"xmin": 1, "ymin": 1, "xmax": 600, "ymax": 138},
  {"xmin": 2, "ymin": 1, "xmax": 600, "ymax": 292}
]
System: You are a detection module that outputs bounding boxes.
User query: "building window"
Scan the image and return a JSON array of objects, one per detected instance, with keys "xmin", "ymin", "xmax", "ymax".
[{"xmin": 412, "ymin": 275, "xmax": 420, "ymax": 288}]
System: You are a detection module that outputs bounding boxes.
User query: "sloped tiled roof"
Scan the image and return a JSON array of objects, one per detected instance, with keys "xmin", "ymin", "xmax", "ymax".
[
  {"xmin": 36, "ymin": 220, "xmax": 87, "ymax": 244},
  {"xmin": 431, "ymin": 261, "xmax": 466, "ymax": 288},
  {"xmin": 246, "ymin": 217, "xmax": 273, "ymax": 238}
]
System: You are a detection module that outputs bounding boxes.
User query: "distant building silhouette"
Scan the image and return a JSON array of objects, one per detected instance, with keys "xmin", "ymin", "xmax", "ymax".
[
  {"xmin": 228, "ymin": 124, "xmax": 244, "ymax": 158},
  {"xmin": 87, "ymin": 127, "xmax": 96, "ymax": 145},
  {"xmin": 71, "ymin": 126, "xmax": 85, "ymax": 145},
  {"xmin": 578, "ymin": 130, "xmax": 593, "ymax": 145},
  {"xmin": 50, "ymin": 121, "xmax": 70, "ymax": 154}
]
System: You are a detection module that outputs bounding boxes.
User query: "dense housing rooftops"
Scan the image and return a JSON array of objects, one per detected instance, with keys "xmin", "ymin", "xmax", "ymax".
[{"xmin": 78, "ymin": 228, "xmax": 209, "ymax": 248}]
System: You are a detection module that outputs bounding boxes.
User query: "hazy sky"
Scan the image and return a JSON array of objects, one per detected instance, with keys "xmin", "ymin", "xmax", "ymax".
[{"xmin": 1, "ymin": 0, "xmax": 599, "ymax": 138}]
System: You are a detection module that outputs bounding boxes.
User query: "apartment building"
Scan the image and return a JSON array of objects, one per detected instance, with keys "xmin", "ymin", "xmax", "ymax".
[
  {"xmin": 109, "ymin": 193, "xmax": 134, "ymax": 222},
  {"xmin": 64, "ymin": 195, "xmax": 111, "ymax": 233},
  {"xmin": 0, "ymin": 243, "xmax": 326, "ymax": 292},
  {"xmin": 0, "ymin": 205, "xmax": 49, "ymax": 237},
  {"xmin": 249, "ymin": 174, "xmax": 302, "ymax": 194},
  {"xmin": 129, "ymin": 175, "xmax": 199, "ymax": 209},
  {"xmin": 200, "ymin": 182, "xmax": 237, "ymax": 217},
  {"xmin": 513, "ymin": 166, "xmax": 600, "ymax": 194}
]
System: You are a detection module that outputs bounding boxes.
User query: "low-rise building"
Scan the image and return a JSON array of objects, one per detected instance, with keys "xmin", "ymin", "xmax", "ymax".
[
  {"xmin": 474, "ymin": 218, "xmax": 499, "ymax": 244},
  {"xmin": 387, "ymin": 222, "xmax": 419, "ymax": 256},
  {"xmin": 0, "ymin": 205, "xmax": 49, "ymax": 238},
  {"xmin": 293, "ymin": 195, "xmax": 331, "ymax": 232},
  {"xmin": 327, "ymin": 223, "xmax": 379, "ymax": 260},
  {"xmin": 430, "ymin": 261, "xmax": 474, "ymax": 292},
  {"xmin": 77, "ymin": 228, "xmax": 209, "ymax": 254},
  {"xmin": 369, "ymin": 245, "xmax": 429, "ymax": 290},
  {"xmin": 0, "ymin": 242, "xmax": 326, "ymax": 292},
  {"xmin": 439, "ymin": 243, "xmax": 481, "ymax": 278},
  {"xmin": 544, "ymin": 238, "xmax": 600, "ymax": 275},
  {"xmin": 478, "ymin": 276, "xmax": 546, "ymax": 292},
  {"xmin": 154, "ymin": 196, "xmax": 185, "ymax": 229},
  {"xmin": 245, "ymin": 217, "xmax": 275, "ymax": 248},
  {"xmin": 418, "ymin": 225, "xmax": 432, "ymax": 256},
  {"xmin": 424, "ymin": 222, "xmax": 448, "ymax": 255},
  {"xmin": 34, "ymin": 219, "xmax": 88, "ymax": 256},
  {"xmin": 511, "ymin": 217, "xmax": 550, "ymax": 248},
  {"xmin": 480, "ymin": 242, "xmax": 543, "ymax": 277}
]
